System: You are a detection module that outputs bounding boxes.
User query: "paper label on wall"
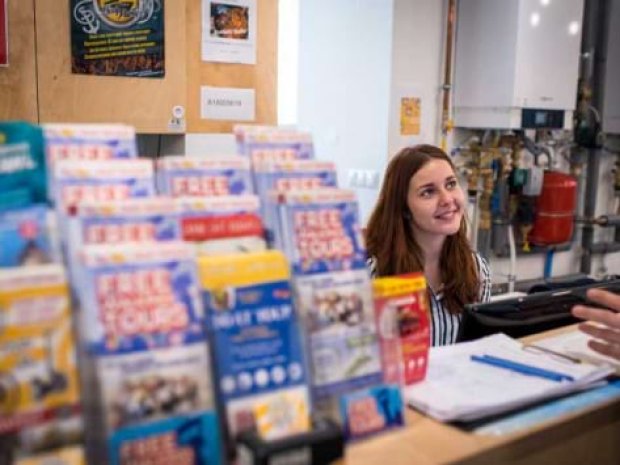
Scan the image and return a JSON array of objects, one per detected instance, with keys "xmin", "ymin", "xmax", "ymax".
[
  {"xmin": 400, "ymin": 97, "xmax": 421, "ymax": 136},
  {"xmin": 201, "ymin": 0, "xmax": 257, "ymax": 64},
  {"xmin": 201, "ymin": 86, "xmax": 255, "ymax": 121},
  {"xmin": 389, "ymin": 84, "xmax": 425, "ymax": 156},
  {"xmin": 0, "ymin": 0, "xmax": 7, "ymax": 66}
]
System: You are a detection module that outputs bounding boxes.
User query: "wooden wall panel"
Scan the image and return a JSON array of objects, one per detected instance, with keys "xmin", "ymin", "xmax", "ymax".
[
  {"xmin": 35, "ymin": 0, "xmax": 187, "ymax": 134},
  {"xmin": 2, "ymin": 1, "xmax": 277, "ymax": 133},
  {"xmin": 186, "ymin": 0, "xmax": 278, "ymax": 133},
  {"xmin": 0, "ymin": 0, "xmax": 38, "ymax": 122}
]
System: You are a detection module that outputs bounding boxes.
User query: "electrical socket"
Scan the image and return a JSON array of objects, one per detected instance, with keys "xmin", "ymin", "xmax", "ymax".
[
  {"xmin": 347, "ymin": 169, "xmax": 380, "ymax": 188},
  {"xmin": 347, "ymin": 169, "xmax": 360, "ymax": 187}
]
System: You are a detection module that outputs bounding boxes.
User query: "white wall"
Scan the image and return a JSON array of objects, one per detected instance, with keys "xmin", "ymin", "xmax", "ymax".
[
  {"xmin": 184, "ymin": 133, "xmax": 236, "ymax": 155},
  {"xmin": 277, "ymin": 0, "xmax": 300, "ymax": 126},
  {"xmin": 388, "ymin": 0, "xmax": 446, "ymax": 156},
  {"xmin": 296, "ymin": 0, "xmax": 394, "ymax": 223}
]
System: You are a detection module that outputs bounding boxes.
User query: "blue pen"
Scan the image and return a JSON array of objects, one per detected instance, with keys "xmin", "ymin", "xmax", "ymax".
[{"xmin": 470, "ymin": 354, "xmax": 575, "ymax": 383}]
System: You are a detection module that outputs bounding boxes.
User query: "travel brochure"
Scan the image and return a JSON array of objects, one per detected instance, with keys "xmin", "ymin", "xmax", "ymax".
[
  {"xmin": 199, "ymin": 251, "xmax": 311, "ymax": 442},
  {"xmin": 156, "ymin": 155, "xmax": 252, "ymax": 197},
  {"xmin": 78, "ymin": 242, "xmax": 205, "ymax": 355}
]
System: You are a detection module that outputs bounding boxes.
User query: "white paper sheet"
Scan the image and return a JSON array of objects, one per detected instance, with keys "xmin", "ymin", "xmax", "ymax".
[
  {"xmin": 404, "ymin": 333, "xmax": 614, "ymax": 422},
  {"xmin": 200, "ymin": 86, "xmax": 255, "ymax": 121},
  {"xmin": 533, "ymin": 328, "xmax": 620, "ymax": 372}
]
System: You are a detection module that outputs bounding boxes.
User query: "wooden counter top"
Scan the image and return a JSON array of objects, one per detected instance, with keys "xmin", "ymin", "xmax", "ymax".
[{"xmin": 343, "ymin": 326, "xmax": 620, "ymax": 465}]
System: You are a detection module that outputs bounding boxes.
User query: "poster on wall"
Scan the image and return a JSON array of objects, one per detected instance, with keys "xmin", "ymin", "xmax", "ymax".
[
  {"xmin": 0, "ymin": 0, "xmax": 8, "ymax": 67},
  {"xmin": 202, "ymin": 0, "xmax": 257, "ymax": 65},
  {"xmin": 70, "ymin": 0, "xmax": 165, "ymax": 78}
]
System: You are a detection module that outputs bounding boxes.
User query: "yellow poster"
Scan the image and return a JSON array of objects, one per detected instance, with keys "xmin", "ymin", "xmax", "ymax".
[{"xmin": 400, "ymin": 97, "xmax": 421, "ymax": 136}]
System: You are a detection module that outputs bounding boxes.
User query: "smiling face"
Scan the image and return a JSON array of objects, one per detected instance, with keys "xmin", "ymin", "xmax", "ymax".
[{"xmin": 406, "ymin": 159, "xmax": 465, "ymax": 239}]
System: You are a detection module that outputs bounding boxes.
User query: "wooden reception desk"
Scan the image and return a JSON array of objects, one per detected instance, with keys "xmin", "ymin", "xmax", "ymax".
[{"xmin": 344, "ymin": 326, "xmax": 620, "ymax": 465}]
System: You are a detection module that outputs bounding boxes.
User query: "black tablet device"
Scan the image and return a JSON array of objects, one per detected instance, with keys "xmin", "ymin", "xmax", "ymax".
[{"xmin": 456, "ymin": 279, "xmax": 620, "ymax": 343}]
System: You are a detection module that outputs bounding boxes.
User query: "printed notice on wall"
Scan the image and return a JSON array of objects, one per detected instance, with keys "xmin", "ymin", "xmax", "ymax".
[
  {"xmin": 201, "ymin": 86, "xmax": 255, "ymax": 121},
  {"xmin": 400, "ymin": 97, "xmax": 421, "ymax": 136},
  {"xmin": 70, "ymin": 0, "xmax": 165, "ymax": 78},
  {"xmin": 388, "ymin": 84, "xmax": 425, "ymax": 157},
  {"xmin": 201, "ymin": 0, "xmax": 257, "ymax": 65},
  {"xmin": 0, "ymin": 0, "xmax": 8, "ymax": 66}
]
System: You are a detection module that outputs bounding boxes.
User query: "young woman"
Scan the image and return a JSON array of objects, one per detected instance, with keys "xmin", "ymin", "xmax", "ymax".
[{"xmin": 366, "ymin": 144, "xmax": 491, "ymax": 346}]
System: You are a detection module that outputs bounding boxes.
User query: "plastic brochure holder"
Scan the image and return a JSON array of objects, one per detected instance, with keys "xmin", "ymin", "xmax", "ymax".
[
  {"xmin": 0, "ymin": 434, "xmax": 17, "ymax": 465},
  {"xmin": 236, "ymin": 418, "xmax": 344, "ymax": 465}
]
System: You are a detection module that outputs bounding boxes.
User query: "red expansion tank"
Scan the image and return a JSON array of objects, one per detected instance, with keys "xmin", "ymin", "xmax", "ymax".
[{"xmin": 530, "ymin": 171, "xmax": 577, "ymax": 246}]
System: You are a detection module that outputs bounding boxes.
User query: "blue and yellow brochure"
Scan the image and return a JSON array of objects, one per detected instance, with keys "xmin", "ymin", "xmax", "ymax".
[{"xmin": 199, "ymin": 251, "xmax": 311, "ymax": 440}]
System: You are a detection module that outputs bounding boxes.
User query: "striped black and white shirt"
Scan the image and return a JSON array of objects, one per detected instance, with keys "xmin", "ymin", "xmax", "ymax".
[{"xmin": 367, "ymin": 252, "xmax": 491, "ymax": 346}]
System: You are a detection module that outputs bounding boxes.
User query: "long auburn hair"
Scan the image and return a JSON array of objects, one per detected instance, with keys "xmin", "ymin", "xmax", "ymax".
[{"xmin": 366, "ymin": 144, "xmax": 479, "ymax": 314}]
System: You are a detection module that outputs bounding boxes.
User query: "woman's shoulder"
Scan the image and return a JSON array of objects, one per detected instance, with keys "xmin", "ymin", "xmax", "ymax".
[
  {"xmin": 472, "ymin": 250, "xmax": 492, "ymax": 302},
  {"xmin": 472, "ymin": 250, "xmax": 490, "ymax": 275}
]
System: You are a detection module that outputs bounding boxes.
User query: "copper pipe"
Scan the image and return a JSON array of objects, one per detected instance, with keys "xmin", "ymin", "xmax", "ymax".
[{"xmin": 440, "ymin": 0, "xmax": 457, "ymax": 150}]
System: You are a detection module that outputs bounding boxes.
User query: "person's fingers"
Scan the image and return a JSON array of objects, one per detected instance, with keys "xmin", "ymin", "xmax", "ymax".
[
  {"xmin": 572, "ymin": 305, "xmax": 620, "ymax": 329},
  {"xmin": 586, "ymin": 288, "xmax": 620, "ymax": 312},
  {"xmin": 578, "ymin": 322, "xmax": 620, "ymax": 345},
  {"xmin": 588, "ymin": 339, "xmax": 620, "ymax": 361}
]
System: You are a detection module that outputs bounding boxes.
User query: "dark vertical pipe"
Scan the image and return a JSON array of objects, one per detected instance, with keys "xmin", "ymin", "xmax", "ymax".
[
  {"xmin": 580, "ymin": 149, "xmax": 599, "ymax": 274},
  {"xmin": 579, "ymin": 0, "xmax": 610, "ymax": 274},
  {"xmin": 616, "ymin": 156, "xmax": 620, "ymax": 243}
]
